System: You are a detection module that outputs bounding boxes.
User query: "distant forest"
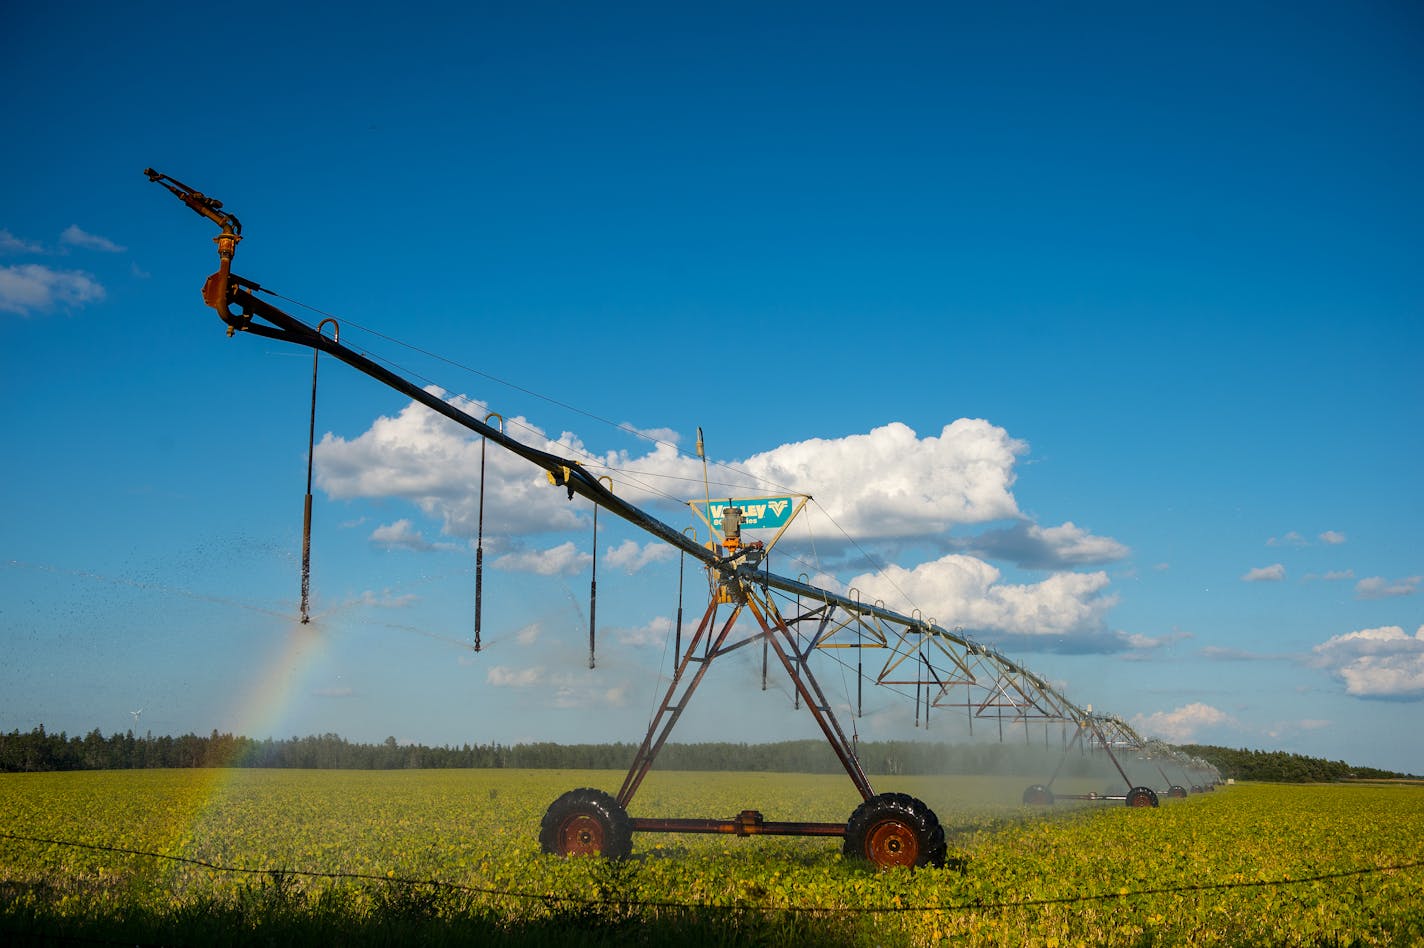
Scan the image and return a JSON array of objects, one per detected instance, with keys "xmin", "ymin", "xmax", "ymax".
[
  {"xmin": 0, "ymin": 726, "xmax": 1413, "ymax": 782},
  {"xmin": 1174, "ymin": 744, "xmax": 1413, "ymax": 784}
]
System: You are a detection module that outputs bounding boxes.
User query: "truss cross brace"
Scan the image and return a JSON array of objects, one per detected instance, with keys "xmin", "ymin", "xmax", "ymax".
[{"xmin": 617, "ymin": 585, "xmax": 875, "ymax": 811}]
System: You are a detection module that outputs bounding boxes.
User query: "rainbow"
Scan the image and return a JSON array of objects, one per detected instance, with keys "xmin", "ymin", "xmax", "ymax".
[{"xmin": 220, "ymin": 617, "xmax": 331, "ymax": 763}]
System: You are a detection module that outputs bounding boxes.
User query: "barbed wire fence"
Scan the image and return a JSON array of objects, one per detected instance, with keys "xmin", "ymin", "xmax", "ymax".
[{"xmin": 3, "ymin": 831, "xmax": 1420, "ymax": 918}]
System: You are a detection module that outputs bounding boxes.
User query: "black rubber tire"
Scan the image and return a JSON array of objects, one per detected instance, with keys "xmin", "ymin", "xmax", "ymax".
[
  {"xmin": 1124, "ymin": 786, "xmax": 1160, "ymax": 808},
  {"xmin": 1167, "ymin": 785, "xmax": 1188, "ymax": 799},
  {"xmin": 539, "ymin": 788, "xmax": 633, "ymax": 859},
  {"xmin": 843, "ymin": 792, "xmax": 946, "ymax": 869},
  {"xmin": 1022, "ymin": 784, "xmax": 1055, "ymax": 806}
]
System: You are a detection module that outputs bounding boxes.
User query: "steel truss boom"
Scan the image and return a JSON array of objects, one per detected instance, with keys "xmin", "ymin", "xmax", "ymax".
[
  {"xmin": 761, "ymin": 580, "xmax": 1094, "ymax": 730},
  {"xmin": 148, "ymin": 168, "xmax": 1104, "ymax": 740}
]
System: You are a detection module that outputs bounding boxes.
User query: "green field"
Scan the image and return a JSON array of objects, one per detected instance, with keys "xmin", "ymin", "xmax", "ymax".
[{"xmin": 2, "ymin": 769, "xmax": 1421, "ymax": 945}]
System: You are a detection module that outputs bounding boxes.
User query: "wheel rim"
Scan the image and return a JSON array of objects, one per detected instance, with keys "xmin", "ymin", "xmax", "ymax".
[
  {"xmin": 1128, "ymin": 791, "xmax": 1153, "ymax": 808},
  {"xmin": 557, "ymin": 813, "xmax": 605, "ymax": 856},
  {"xmin": 865, "ymin": 818, "xmax": 919, "ymax": 868}
]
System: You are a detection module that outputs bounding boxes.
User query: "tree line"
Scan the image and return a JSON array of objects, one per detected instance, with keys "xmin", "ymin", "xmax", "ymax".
[
  {"xmin": 0, "ymin": 726, "xmax": 1411, "ymax": 780},
  {"xmin": 0, "ymin": 727, "xmax": 1079, "ymax": 775},
  {"xmin": 1176, "ymin": 744, "xmax": 1408, "ymax": 783}
]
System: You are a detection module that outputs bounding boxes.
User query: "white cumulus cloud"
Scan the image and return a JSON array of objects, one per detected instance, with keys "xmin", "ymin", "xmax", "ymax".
[
  {"xmin": 370, "ymin": 518, "xmax": 458, "ymax": 552},
  {"xmin": 957, "ymin": 520, "xmax": 1129, "ymax": 569},
  {"xmin": 1312, "ymin": 625, "xmax": 1424, "ymax": 700},
  {"xmin": 60, "ymin": 225, "xmax": 125, "ymax": 253},
  {"xmin": 0, "ymin": 229, "xmax": 45, "ymax": 254},
  {"xmin": 316, "ymin": 391, "xmax": 592, "ymax": 538},
  {"xmin": 316, "ymin": 404, "xmax": 1028, "ymax": 545},
  {"xmin": 844, "ymin": 554, "xmax": 1116, "ymax": 639},
  {"xmin": 603, "ymin": 539, "xmax": 675, "ymax": 573},
  {"xmin": 1242, "ymin": 564, "xmax": 1286, "ymax": 583},
  {"xmin": 1120, "ymin": 628, "xmax": 1192, "ymax": 652},
  {"xmin": 616, "ymin": 615, "xmax": 672, "ymax": 648},
  {"xmin": 493, "ymin": 540, "xmax": 590, "ymax": 576},
  {"xmin": 735, "ymin": 419, "xmax": 1024, "ymax": 537},
  {"xmin": 355, "ymin": 589, "xmax": 418, "ymax": 609},
  {"xmin": 486, "ymin": 665, "xmax": 545, "ymax": 687},
  {"xmin": 0, "ymin": 263, "xmax": 105, "ymax": 315},
  {"xmin": 312, "ymin": 394, "xmax": 1130, "ymax": 645},
  {"xmin": 1354, "ymin": 576, "xmax": 1420, "ymax": 600},
  {"xmin": 1131, "ymin": 702, "xmax": 1235, "ymax": 742}
]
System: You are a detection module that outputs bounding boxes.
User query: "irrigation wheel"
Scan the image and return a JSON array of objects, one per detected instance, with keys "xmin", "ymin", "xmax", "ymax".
[
  {"xmin": 1124, "ymin": 786, "xmax": 1160, "ymax": 808},
  {"xmin": 1022, "ymin": 784, "xmax": 1056, "ymax": 806},
  {"xmin": 843, "ymin": 792, "xmax": 946, "ymax": 869},
  {"xmin": 1167, "ymin": 785, "xmax": 1188, "ymax": 799},
  {"xmin": 539, "ymin": 788, "xmax": 633, "ymax": 858}
]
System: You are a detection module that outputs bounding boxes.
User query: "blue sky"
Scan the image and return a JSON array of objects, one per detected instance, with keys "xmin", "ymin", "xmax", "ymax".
[{"xmin": 3, "ymin": 2, "xmax": 1421, "ymax": 775}]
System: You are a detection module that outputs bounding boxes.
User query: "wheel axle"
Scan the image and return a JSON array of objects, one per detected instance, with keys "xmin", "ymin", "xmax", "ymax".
[{"xmin": 540, "ymin": 790, "xmax": 947, "ymax": 869}]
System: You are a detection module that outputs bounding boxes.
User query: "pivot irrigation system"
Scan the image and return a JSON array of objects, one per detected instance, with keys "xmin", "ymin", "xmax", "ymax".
[{"xmin": 147, "ymin": 170, "xmax": 1220, "ymax": 869}]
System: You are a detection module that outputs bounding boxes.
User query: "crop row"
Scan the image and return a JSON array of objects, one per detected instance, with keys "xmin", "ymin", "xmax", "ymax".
[{"xmin": 1, "ymin": 769, "xmax": 1421, "ymax": 945}]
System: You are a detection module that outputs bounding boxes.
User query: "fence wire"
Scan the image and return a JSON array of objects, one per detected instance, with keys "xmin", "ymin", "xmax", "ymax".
[{"xmin": 3, "ymin": 831, "xmax": 1420, "ymax": 917}]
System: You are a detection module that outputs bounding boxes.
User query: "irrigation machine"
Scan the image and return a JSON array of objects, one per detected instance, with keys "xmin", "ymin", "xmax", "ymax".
[{"xmin": 147, "ymin": 170, "xmax": 1215, "ymax": 869}]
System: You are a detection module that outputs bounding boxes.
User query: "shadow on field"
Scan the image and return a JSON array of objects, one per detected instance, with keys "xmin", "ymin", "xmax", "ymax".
[
  {"xmin": 0, "ymin": 875, "xmax": 876, "ymax": 948},
  {"xmin": 2, "ymin": 905, "xmax": 873, "ymax": 947}
]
